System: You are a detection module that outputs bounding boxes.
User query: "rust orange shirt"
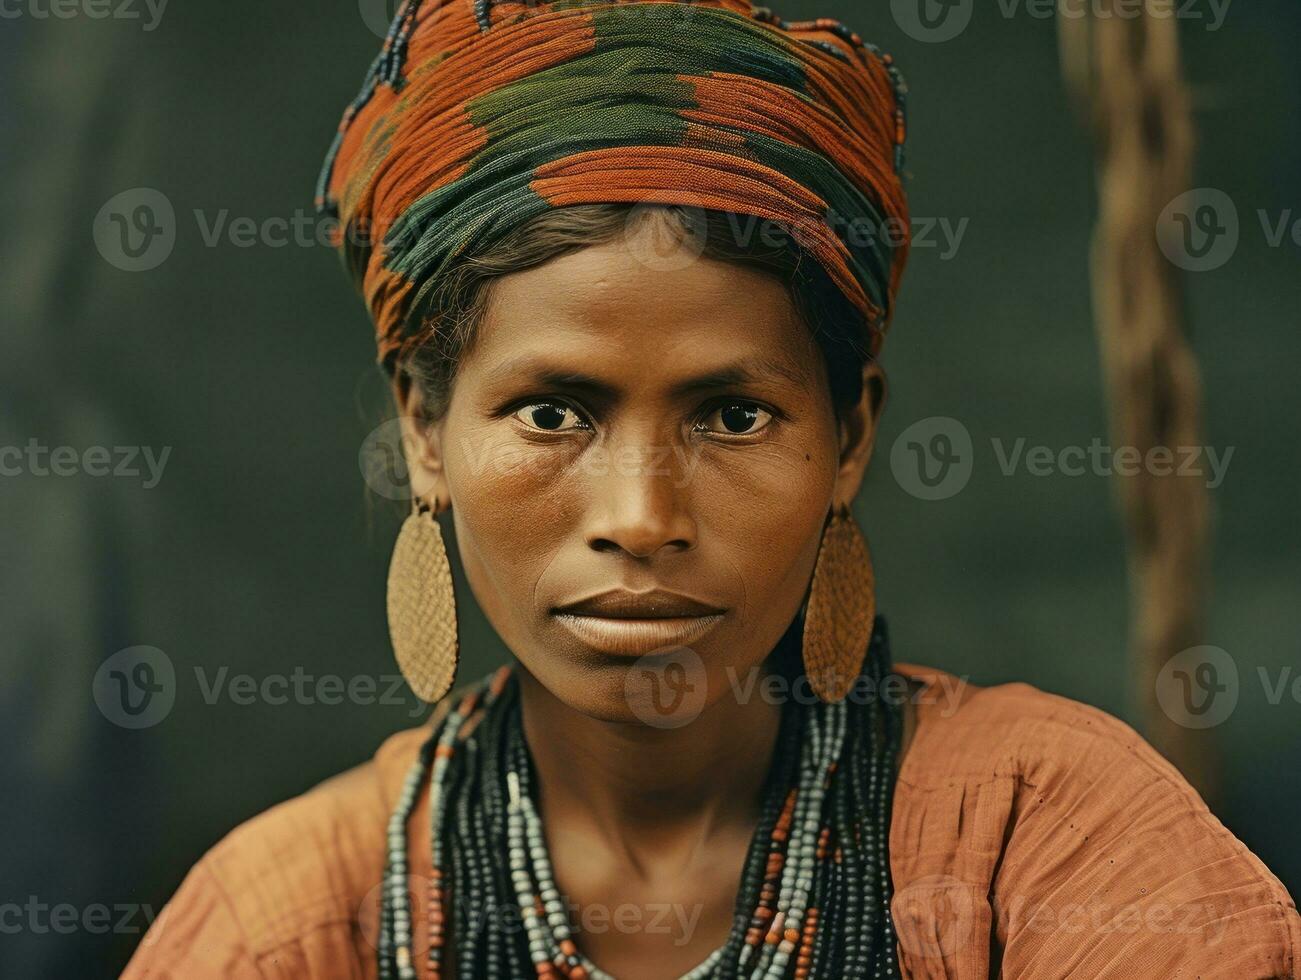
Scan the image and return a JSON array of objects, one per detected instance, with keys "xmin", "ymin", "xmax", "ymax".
[{"xmin": 122, "ymin": 664, "xmax": 1300, "ymax": 979}]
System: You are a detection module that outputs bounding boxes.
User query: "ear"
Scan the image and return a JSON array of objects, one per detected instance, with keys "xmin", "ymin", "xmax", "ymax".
[
  {"xmin": 831, "ymin": 360, "xmax": 888, "ymax": 506},
  {"xmin": 391, "ymin": 372, "xmax": 450, "ymax": 509}
]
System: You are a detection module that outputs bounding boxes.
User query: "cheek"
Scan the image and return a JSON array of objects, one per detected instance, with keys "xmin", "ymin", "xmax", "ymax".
[
  {"xmin": 441, "ymin": 420, "xmax": 583, "ymax": 603},
  {"xmin": 690, "ymin": 439, "xmax": 838, "ymax": 623}
]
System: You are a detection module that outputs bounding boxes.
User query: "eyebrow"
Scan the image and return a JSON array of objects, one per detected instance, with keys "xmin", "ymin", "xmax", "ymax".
[{"xmin": 481, "ymin": 354, "xmax": 811, "ymax": 399}]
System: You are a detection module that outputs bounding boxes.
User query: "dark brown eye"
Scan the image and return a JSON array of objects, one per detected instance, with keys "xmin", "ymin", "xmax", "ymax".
[
  {"xmin": 698, "ymin": 401, "xmax": 773, "ymax": 436},
  {"xmin": 513, "ymin": 401, "xmax": 587, "ymax": 432}
]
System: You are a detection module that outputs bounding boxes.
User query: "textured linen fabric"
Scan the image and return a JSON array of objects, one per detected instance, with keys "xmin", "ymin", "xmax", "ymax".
[{"xmin": 121, "ymin": 664, "xmax": 1300, "ymax": 979}]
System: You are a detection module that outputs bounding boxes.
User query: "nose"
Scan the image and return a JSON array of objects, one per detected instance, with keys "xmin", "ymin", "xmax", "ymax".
[{"xmin": 583, "ymin": 441, "xmax": 697, "ymax": 559}]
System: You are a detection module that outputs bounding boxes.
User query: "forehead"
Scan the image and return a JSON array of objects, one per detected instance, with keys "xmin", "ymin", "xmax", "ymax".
[{"xmin": 466, "ymin": 239, "xmax": 820, "ymax": 383}]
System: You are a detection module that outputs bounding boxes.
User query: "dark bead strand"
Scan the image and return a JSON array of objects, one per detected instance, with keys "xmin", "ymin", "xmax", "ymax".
[
  {"xmin": 452, "ymin": 723, "xmax": 480, "ymax": 979},
  {"xmin": 823, "ymin": 19, "xmax": 865, "ymax": 49},
  {"xmin": 482, "ymin": 674, "xmax": 521, "ymax": 977},
  {"xmin": 469, "ymin": 744, "xmax": 501, "ymax": 977},
  {"xmin": 746, "ymin": 6, "xmax": 910, "ymax": 178},
  {"xmin": 314, "ymin": 0, "xmax": 421, "ymax": 214},
  {"xmin": 862, "ymin": 632, "xmax": 895, "ymax": 980},
  {"xmin": 452, "ymin": 737, "xmax": 481, "ymax": 971},
  {"xmin": 831, "ymin": 736, "xmax": 855, "ymax": 977},
  {"xmin": 876, "ymin": 669, "xmax": 904, "ymax": 976},
  {"xmin": 832, "ymin": 764, "xmax": 862, "ymax": 975},
  {"xmin": 380, "ymin": 0, "xmax": 424, "ymax": 88},
  {"xmin": 482, "ymin": 679, "xmax": 521, "ymax": 977},
  {"xmin": 858, "ymin": 651, "xmax": 884, "ymax": 940},
  {"xmin": 865, "ymin": 664, "xmax": 899, "ymax": 978},
  {"xmin": 800, "ymin": 38, "xmax": 850, "ymax": 63},
  {"xmin": 851, "ymin": 702, "xmax": 877, "ymax": 977},
  {"xmin": 860, "ymin": 693, "xmax": 889, "ymax": 977},
  {"xmin": 445, "ymin": 770, "xmax": 471, "ymax": 976},
  {"xmin": 467, "ymin": 695, "xmax": 500, "ymax": 980},
  {"xmin": 854, "ymin": 713, "xmax": 879, "ymax": 972},
  {"xmin": 465, "ymin": 743, "xmax": 491, "ymax": 975},
  {"xmin": 482, "ymin": 732, "xmax": 509, "ymax": 980},
  {"xmin": 808, "ymin": 818, "xmax": 840, "ymax": 979},
  {"xmin": 428, "ymin": 691, "xmax": 483, "ymax": 979},
  {"xmin": 824, "ymin": 829, "xmax": 845, "ymax": 979},
  {"xmin": 441, "ymin": 717, "xmax": 479, "ymax": 979},
  {"xmin": 467, "ymin": 731, "xmax": 496, "ymax": 956},
  {"xmin": 466, "ymin": 712, "xmax": 497, "ymax": 978},
  {"xmin": 496, "ymin": 697, "xmax": 543, "ymax": 973},
  {"xmin": 865, "ymin": 723, "xmax": 887, "ymax": 977},
  {"xmin": 437, "ymin": 675, "xmax": 508, "ymax": 979}
]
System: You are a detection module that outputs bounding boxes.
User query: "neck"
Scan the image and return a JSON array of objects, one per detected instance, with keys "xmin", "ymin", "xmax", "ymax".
[{"xmin": 516, "ymin": 642, "xmax": 795, "ymax": 865}]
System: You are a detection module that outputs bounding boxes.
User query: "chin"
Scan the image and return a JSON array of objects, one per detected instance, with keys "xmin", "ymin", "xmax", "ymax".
[{"xmin": 523, "ymin": 639, "xmax": 737, "ymax": 729}]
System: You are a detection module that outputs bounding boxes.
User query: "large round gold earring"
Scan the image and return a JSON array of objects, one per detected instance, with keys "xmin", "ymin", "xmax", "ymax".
[
  {"xmin": 386, "ymin": 494, "xmax": 459, "ymax": 703},
  {"xmin": 802, "ymin": 501, "xmax": 876, "ymax": 703}
]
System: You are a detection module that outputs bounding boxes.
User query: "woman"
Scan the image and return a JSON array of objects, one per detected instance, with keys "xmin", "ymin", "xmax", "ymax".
[{"xmin": 124, "ymin": 0, "xmax": 1298, "ymax": 977}]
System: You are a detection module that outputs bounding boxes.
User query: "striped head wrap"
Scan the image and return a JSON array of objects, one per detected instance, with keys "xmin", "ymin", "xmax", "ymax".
[{"xmin": 317, "ymin": 0, "xmax": 910, "ymax": 372}]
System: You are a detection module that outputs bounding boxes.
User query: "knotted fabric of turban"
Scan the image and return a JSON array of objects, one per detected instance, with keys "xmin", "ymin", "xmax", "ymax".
[{"xmin": 317, "ymin": 0, "xmax": 910, "ymax": 372}]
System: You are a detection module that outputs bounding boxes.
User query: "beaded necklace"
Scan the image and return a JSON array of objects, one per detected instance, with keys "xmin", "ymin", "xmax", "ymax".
[{"xmin": 378, "ymin": 617, "xmax": 903, "ymax": 979}]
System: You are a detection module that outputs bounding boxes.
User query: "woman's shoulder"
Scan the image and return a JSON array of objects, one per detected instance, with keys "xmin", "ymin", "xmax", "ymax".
[
  {"xmin": 892, "ymin": 660, "xmax": 1185, "ymax": 786},
  {"xmin": 889, "ymin": 661, "xmax": 1300, "ymax": 979},
  {"xmin": 121, "ymin": 722, "xmax": 433, "ymax": 978}
]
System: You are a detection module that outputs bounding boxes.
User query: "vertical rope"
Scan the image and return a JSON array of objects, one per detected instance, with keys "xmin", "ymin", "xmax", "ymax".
[{"xmin": 1061, "ymin": 1, "xmax": 1217, "ymax": 800}]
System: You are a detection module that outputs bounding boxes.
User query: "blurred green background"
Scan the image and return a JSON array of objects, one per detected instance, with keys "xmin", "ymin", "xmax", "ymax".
[{"xmin": 2, "ymin": 0, "xmax": 1297, "ymax": 974}]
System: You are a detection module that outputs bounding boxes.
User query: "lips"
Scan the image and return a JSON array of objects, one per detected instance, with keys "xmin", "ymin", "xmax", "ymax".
[
  {"xmin": 553, "ymin": 588, "xmax": 726, "ymax": 619},
  {"xmin": 551, "ymin": 588, "xmax": 727, "ymax": 656}
]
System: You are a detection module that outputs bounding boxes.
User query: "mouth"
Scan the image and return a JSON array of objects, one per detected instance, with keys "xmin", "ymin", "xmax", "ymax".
[
  {"xmin": 550, "ymin": 588, "xmax": 727, "ymax": 657},
  {"xmin": 552, "ymin": 612, "xmax": 725, "ymax": 657}
]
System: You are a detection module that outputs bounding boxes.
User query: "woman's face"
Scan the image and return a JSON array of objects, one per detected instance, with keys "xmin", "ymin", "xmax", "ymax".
[{"xmin": 401, "ymin": 222, "xmax": 881, "ymax": 722}]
